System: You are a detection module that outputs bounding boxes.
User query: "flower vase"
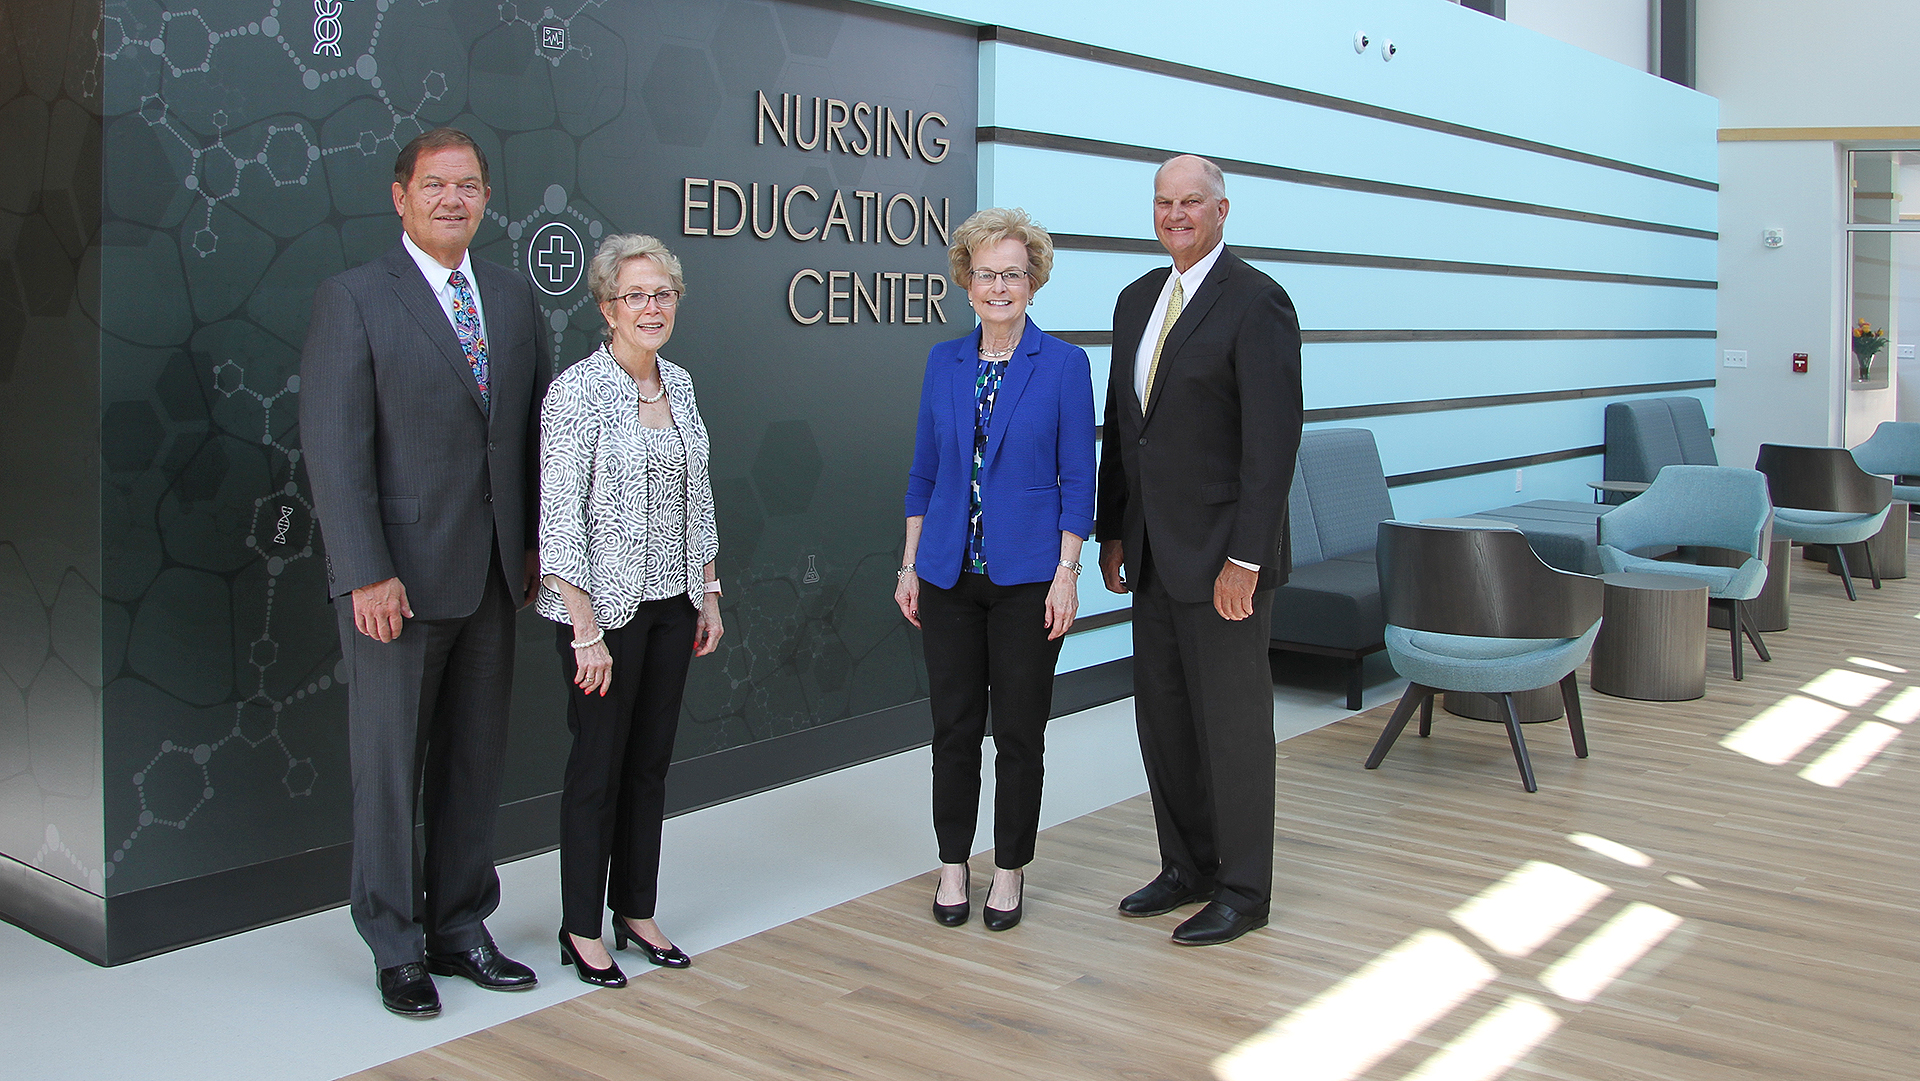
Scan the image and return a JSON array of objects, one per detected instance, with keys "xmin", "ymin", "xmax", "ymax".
[{"xmin": 1858, "ymin": 355, "xmax": 1873, "ymax": 382}]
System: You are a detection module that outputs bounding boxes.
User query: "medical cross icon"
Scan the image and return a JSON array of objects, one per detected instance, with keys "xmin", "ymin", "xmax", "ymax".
[
  {"xmin": 527, "ymin": 221, "xmax": 584, "ymax": 296},
  {"xmin": 537, "ymin": 233, "xmax": 576, "ymax": 286}
]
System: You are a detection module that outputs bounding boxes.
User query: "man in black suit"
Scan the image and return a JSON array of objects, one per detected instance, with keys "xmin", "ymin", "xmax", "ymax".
[
  {"xmin": 1097, "ymin": 154, "xmax": 1303, "ymax": 947},
  {"xmin": 300, "ymin": 128, "xmax": 550, "ymax": 1015}
]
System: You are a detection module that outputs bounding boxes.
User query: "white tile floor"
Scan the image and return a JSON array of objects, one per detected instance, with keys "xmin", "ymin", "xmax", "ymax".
[{"xmin": 4, "ymin": 670, "xmax": 1391, "ymax": 1081}]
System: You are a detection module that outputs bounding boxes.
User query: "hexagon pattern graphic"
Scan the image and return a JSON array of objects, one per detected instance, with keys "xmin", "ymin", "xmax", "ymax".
[{"xmin": 50, "ymin": 0, "xmax": 974, "ymax": 895}]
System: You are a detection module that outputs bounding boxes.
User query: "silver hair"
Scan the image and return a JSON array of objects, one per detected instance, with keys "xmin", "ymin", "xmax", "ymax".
[{"xmin": 586, "ymin": 233, "xmax": 687, "ymax": 306}]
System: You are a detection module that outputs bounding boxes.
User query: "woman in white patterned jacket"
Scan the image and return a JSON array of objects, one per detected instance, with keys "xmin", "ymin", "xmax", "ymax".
[{"xmin": 538, "ymin": 234, "xmax": 722, "ymax": 987}]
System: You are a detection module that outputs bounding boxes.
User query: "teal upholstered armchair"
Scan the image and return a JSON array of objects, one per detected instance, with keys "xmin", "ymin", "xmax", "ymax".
[
  {"xmin": 1365, "ymin": 521, "xmax": 1604, "ymax": 793},
  {"xmin": 1850, "ymin": 421, "xmax": 1920, "ymax": 505},
  {"xmin": 1595, "ymin": 465, "xmax": 1773, "ymax": 680},
  {"xmin": 1756, "ymin": 444, "xmax": 1893, "ymax": 602}
]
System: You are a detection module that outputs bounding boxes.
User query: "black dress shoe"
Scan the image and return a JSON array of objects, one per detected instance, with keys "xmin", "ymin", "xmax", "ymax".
[
  {"xmin": 558, "ymin": 930, "xmax": 627, "ymax": 988},
  {"xmin": 1118, "ymin": 869, "xmax": 1215, "ymax": 918},
  {"xmin": 426, "ymin": 937, "xmax": 538, "ymax": 991},
  {"xmin": 1170, "ymin": 901, "xmax": 1268, "ymax": 947},
  {"xmin": 932, "ymin": 870, "xmax": 970, "ymax": 927},
  {"xmin": 983, "ymin": 871, "xmax": 1023, "ymax": 932},
  {"xmin": 378, "ymin": 962, "xmax": 441, "ymax": 1018},
  {"xmin": 614, "ymin": 918, "xmax": 692, "ymax": 969}
]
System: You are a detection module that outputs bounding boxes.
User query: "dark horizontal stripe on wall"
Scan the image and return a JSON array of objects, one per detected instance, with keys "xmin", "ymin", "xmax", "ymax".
[
  {"xmin": 979, "ymin": 26, "xmax": 1717, "ymax": 191},
  {"xmin": 981, "ymin": 128, "xmax": 1715, "ymax": 240},
  {"xmin": 1049, "ymin": 233, "xmax": 1718, "ymax": 290},
  {"xmin": 1304, "ymin": 328, "xmax": 1719, "ymax": 342},
  {"xmin": 1306, "ymin": 379, "xmax": 1716, "ymax": 422},
  {"xmin": 1387, "ymin": 445, "xmax": 1604, "ymax": 488},
  {"xmin": 1070, "ymin": 607, "xmax": 1133, "ymax": 633},
  {"xmin": 1052, "ymin": 329, "xmax": 1717, "ymax": 347}
]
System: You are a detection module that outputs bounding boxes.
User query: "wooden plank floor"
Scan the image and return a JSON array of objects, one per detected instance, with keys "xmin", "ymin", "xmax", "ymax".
[{"xmin": 351, "ymin": 548, "xmax": 1920, "ymax": 1081}]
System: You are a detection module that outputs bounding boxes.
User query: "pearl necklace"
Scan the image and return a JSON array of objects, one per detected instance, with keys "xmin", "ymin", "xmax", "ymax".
[
  {"xmin": 979, "ymin": 341, "xmax": 1016, "ymax": 359},
  {"xmin": 637, "ymin": 382, "xmax": 666, "ymax": 404}
]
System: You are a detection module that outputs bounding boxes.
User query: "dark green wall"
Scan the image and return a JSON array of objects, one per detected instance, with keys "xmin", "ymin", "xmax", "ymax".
[{"xmin": 5, "ymin": 0, "xmax": 979, "ymax": 961}]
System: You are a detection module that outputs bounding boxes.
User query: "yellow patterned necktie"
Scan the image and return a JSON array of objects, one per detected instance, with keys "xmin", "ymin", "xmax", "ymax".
[{"xmin": 1142, "ymin": 276, "xmax": 1184, "ymax": 409}]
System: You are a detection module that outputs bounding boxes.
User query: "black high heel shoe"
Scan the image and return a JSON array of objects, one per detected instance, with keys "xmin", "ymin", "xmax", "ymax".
[
  {"xmin": 932, "ymin": 868, "xmax": 970, "ymax": 927},
  {"xmin": 614, "ymin": 918, "xmax": 692, "ymax": 969},
  {"xmin": 983, "ymin": 870, "xmax": 1023, "ymax": 932},
  {"xmin": 558, "ymin": 930, "xmax": 627, "ymax": 988}
]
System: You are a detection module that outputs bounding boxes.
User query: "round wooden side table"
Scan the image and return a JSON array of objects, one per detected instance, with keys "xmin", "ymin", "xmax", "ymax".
[{"xmin": 1591, "ymin": 572, "xmax": 1707, "ymax": 701}]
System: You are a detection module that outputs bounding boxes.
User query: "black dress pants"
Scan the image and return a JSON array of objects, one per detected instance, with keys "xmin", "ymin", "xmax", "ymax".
[
  {"xmin": 919, "ymin": 572, "xmax": 1064, "ymax": 869},
  {"xmin": 1130, "ymin": 551, "xmax": 1277, "ymax": 918},
  {"xmin": 556, "ymin": 597, "xmax": 696, "ymax": 938}
]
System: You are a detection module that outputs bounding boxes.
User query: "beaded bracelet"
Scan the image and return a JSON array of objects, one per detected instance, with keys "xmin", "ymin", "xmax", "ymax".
[{"xmin": 571, "ymin": 629, "xmax": 605, "ymax": 649}]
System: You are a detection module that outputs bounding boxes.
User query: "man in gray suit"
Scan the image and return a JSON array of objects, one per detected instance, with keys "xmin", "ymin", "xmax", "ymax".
[{"xmin": 300, "ymin": 127, "xmax": 550, "ymax": 1017}]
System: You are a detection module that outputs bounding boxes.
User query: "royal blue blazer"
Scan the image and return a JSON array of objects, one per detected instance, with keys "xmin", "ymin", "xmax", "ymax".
[{"xmin": 904, "ymin": 317, "xmax": 1097, "ymax": 589}]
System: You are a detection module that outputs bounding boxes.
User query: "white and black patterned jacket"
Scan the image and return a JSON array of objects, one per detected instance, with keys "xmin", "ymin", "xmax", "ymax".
[{"xmin": 536, "ymin": 347, "xmax": 719, "ymax": 629}]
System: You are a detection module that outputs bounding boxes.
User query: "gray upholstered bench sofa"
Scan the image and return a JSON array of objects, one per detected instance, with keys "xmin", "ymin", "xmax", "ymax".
[
  {"xmin": 1270, "ymin": 428, "xmax": 1393, "ymax": 711},
  {"xmin": 1597, "ymin": 396, "xmax": 1716, "ymax": 502}
]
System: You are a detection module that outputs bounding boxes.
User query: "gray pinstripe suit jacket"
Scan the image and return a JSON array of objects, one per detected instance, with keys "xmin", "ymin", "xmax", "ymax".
[{"xmin": 299, "ymin": 243, "xmax": 551, "ymax": 619}]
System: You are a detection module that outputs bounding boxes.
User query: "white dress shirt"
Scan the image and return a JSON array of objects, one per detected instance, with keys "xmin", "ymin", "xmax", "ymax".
[
  {"xmin": 1133, "ymin": 239, "xmax": 1225, "ymax": 402},
  {"xmin": 401, "ymin": 232, "xmax": 488, "ymax": 339},
  {"xmin": 1130, "ymin": 240, "xmax": 1258, "ymax": 572}
]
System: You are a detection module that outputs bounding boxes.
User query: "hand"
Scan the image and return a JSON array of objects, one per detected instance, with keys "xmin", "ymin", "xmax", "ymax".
[
  {"xmin": 1213, "ymin": 560, "xmax": 1258, "ymax": 621},
  {"xmin": 351, "ymin": 577, "xmax": 412, "ymax": 642},
  {"xmin": 521, "ymin": 549, "xmax": 541, "ymax": 608},
  {"xmin": 693, "ymin": 594, "xmax": 724, "ymax": 656},
  {"xmin": 1044, "ymin": 568, "xmax": 1078, "ymax": 640},
  {"xmin": 894, "ymin": 570, "xmax": 921, "ymax": 628},
  {"xmin": 1099, "ymin": 539, "xmax": 1129, "ymax": 594},
  {"xmin": 572, "ymin": 637, "xmax": 612, "ymax": 696}
]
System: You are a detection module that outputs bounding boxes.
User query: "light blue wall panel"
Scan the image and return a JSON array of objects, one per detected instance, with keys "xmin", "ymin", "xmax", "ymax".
[
  {"xmin": 984, "ymin": 145, "xmax": 1716, "ymax": 282},
  {"xmin": 1341, "ymin": 394, "xmax": 1706, "ymax": 479},
  {"xmin": 1384, "ymin": 455, "xmax": 1607, "ymax": 524},
  {"xmin": 1303, "ymin": 340, "xmax": 1714, "ymax": 410},
  {"xmin": 1035, "ymin": 250, "xmax": 1715, "ymax": 337},
  {"xmin": 933, "ymin": 0, "xmax": 1719, "ymax": 674},
  {"xmin": 922, "ymin": 0, "xmax": 1716, "ymax": 180},
  {"xmin": 982, "ymin": 44, "xmax": 1716, "ymax": 232},
  {"xmin": 1055, "ymin": 623, "xmax": 1130, "ymax": 675}
]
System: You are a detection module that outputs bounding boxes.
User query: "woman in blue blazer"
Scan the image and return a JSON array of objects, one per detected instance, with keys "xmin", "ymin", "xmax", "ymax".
[{"xmin": 895, "ymin": 208, "xmax": 1097, "ymax": 931}]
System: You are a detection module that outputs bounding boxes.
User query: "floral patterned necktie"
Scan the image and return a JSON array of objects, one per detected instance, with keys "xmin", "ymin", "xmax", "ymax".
[
  {"xmin": 448, "ymin": 269, "xmax": 489, "ymax": 410},
  {"xmin": 966, "ymin": 357, "xmax": 1008, "ymax": 573}
]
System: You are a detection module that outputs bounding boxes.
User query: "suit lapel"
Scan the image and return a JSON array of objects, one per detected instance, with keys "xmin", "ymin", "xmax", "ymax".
[
  {"xmin": 385, "ymin": 245, "xmax": 489, "ymax": 417},
  {"xmin": 1141, "ymin": 253, "xmax": 1232, "ymax": 429},
  {"xmin": 947, "ymin": 328, "xmax": 981, "ymax": 465},
  {"xmin": 1115, "ymin": 270, "xmax": 1168, "ymax": 425},
  {"xmin": 983, "ymin": 319, "xmax": 1040, "ymax": 471}
]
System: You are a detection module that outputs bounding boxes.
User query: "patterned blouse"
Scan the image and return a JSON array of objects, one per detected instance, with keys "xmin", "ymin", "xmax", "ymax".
[{"xmin": 537, "ymin": 347, "xmax": 719, "ymax": 630}]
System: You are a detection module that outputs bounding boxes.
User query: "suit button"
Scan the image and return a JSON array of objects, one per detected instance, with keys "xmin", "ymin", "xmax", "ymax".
[
  {"xmin": 487, "ymin": 442, "xmax": 496, "ymax": 452},
  {"xmin": 1138, "ymin": 437, "xmax": 1148, "ymax": 446},
  {"xmin": 484, "ymin": 492, "xmax": 493, "ymax": 502}
]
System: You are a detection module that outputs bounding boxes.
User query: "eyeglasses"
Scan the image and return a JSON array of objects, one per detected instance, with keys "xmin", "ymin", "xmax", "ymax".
[
  {"xmin": 968, "ymin": 269, "xmax": 1031, "ymax": 286},
  {"xmin": 614, "ymin": 289, "xmax": 681, "ymax": 310}
]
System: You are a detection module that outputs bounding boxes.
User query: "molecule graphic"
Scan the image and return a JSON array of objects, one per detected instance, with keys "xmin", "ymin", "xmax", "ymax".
[
  {"xmin": 498, "ymin": 0, "xmax": 609, "ymax": 66},
  {"xmin": 107, "ymin": 0, "xmax": 448, "ymax": 258}
]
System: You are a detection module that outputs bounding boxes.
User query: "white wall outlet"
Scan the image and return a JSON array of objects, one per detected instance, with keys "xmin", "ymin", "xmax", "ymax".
[
  {"xmin": 1723, "ymin": 350, "xmax": 1749, "ymax": 368},
  {"xmin": 1513, "ymin": 468, "xmax": 1523, "ymax": 492},
  {"xmin": 1900, "ymin": 344, "xmax": 1916, "ymax": 361}
]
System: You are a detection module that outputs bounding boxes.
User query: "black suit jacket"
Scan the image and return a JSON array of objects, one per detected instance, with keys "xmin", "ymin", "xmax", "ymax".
[
  {"xmin": 1096, "ymin": 248, "xmax": 1303, "ymax": 605},
  {"xmin": 299, "ymin": 243, "xmax": 551, "ymax": 620}
]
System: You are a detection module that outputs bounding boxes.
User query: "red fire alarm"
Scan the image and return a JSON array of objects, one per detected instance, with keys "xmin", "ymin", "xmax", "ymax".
[{"xmin": 1792, "ymin": 353, "xmax": 1809, "ymax": 373}]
